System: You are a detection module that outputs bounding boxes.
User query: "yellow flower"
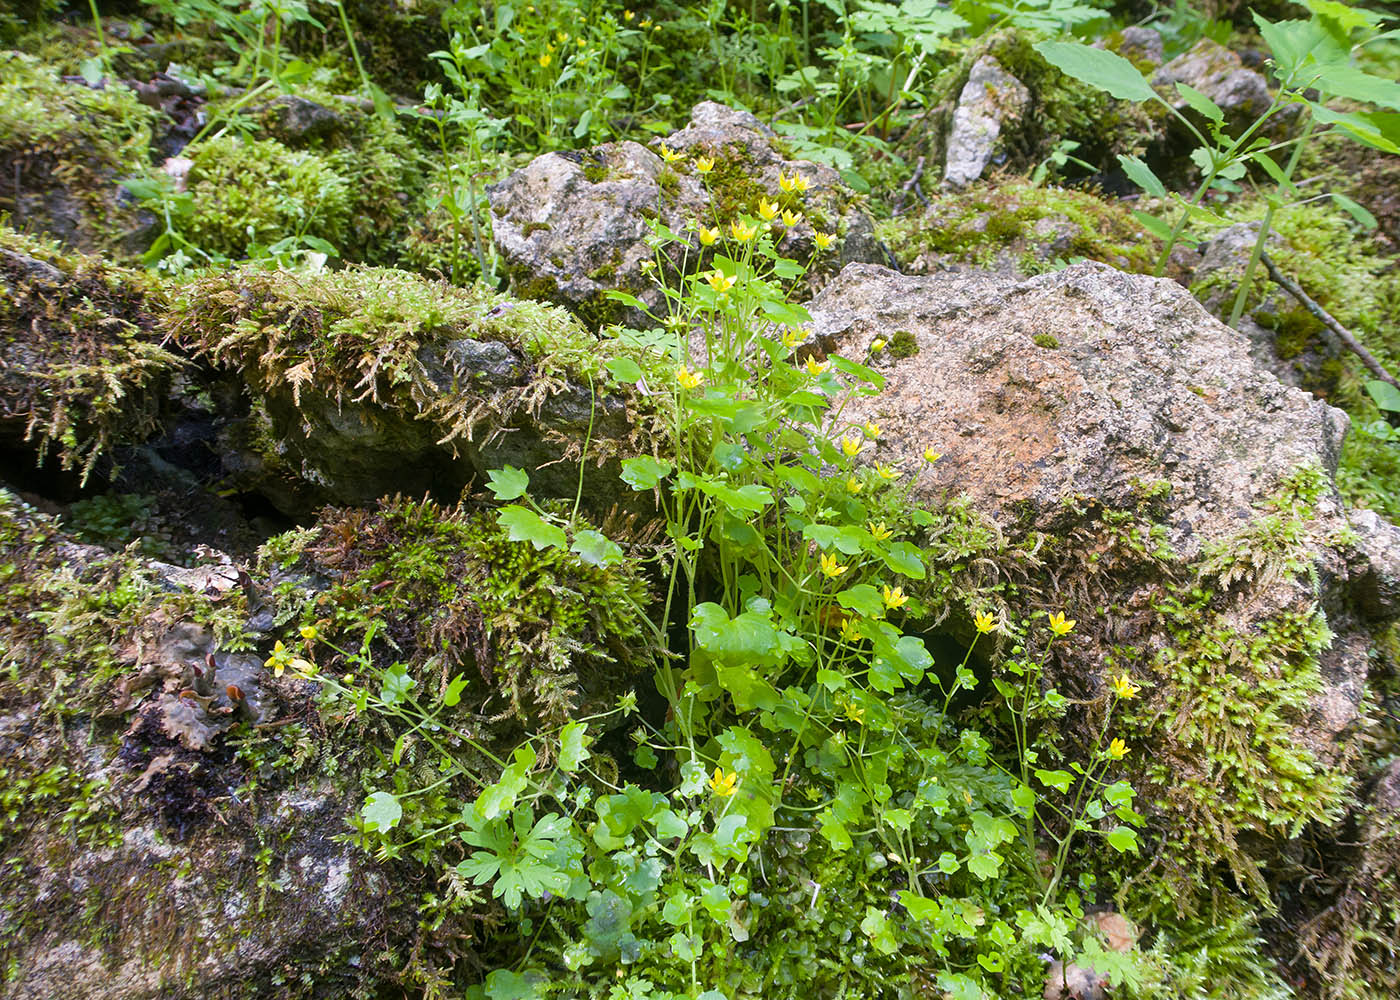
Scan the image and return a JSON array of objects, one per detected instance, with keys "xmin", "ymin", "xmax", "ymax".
[
  {"xmin": 974, "ymin": 611, "xmax": 996, "ymax": 634},
  {"xmin": 1110, "ymin": 673, "xmax": 1141, "ymax": 700},
  {"xmin": 841, "ymin": 435, "xmax": 863, "ymax": 457},
  {"xmin": 704, "ymin": 270, "xmax": 735, "ymax": 295},
  {"xmin": 846, "ymin": 702, "xmax": 866, "ymax": 725},
  {"xmin": 882, "ymin": 585, "xmax": 909, "ymax": 611},
  {"xmin": 804, "ymin": 356, "xmax": 829, "ymax": 377},
  {"xmin": 730, "ymin": 219, "xmax": 757, "ymax": 242},
  {"xmin": 659, "ymin": 143, "xmax": 682, "ymax": 164},
  {"xmin": 779, "ymin": 171, "xmax": 810, "ymax": 193},
  {"xmin": 813, "ymin": 231, "xmax": 834, "ymax": 251},
  {"xmin": 623, "ymin": 9, "xmax": 635, "ymax": 20},
  {"xmin": 709, "ymin": 766, "xmax": 738, "ymax": 797},
  {"xmin": 923, "ymin": 447, "xmax": 941, "ymax": 464},
  {"xmin": 867, "ymin": 521, "xmax": 893, "ymax": 542},
  {"xmin": 758, "ymin": 197, "xmax": 780, "ymax": 221},
  {"xmin": 265, "ymin": 640, "xmax": 292, "ymax": 678},
  {"xmin": 781, "ymin": 209, "xmax": 802, "ymax": 227},
  {"xmin": 781, "ymin": 327, "xmax": 804, "ymax": 349},
  {"xmin": 538, "ymin": 52, "xmax": 552, "ymax": 68},
  {"xmin": 641, "ymin": 18, "xmax": 653, "ymax": 28},
  {"xmin": 1108, "ymin": 738, "xmax": 1129, "ymax": 759},
  {"xmin": 1048, "ymin": 612, "xmax": 1076, "ymax": 636},
  {"xmin": 839, "ymin": 616, "xmax": 863, "ymax": 642},
  {"xmin": 846, "ymin": 476, "xmax": 863, "ymax": 494},
  {"xmin": 639, "ymin": 259, "xmax": 656, "ymax": 272},
  {"xmin": 676, "ymin": 366, "xmax": 705, "ymax": 390},
  {"xmin": 299, "ymin": 624, "xmax": 319, "ymax": 642},
  {"xmin": 557, "ymin": 31, "xmax": 569, "ymax": 43},
  {"xmin": 342, "ymin": 672, "xmax": 355, "ymax": 683},
  {"xmin": 876, "ymin": 463, "xmax": 900, "ymax": 481},
  {"xmin": 870, "ymin": 338, "xmax": 886, "ymax": 353},
  {"xmin": 864, "ymin": 421, "xmax": 880, "ymax": 439},
  {"xmin": 694, "ymin": 155, "xmax": 715, "ymax": 174},
  {"xmin": 819, "ymin": 552, "xmax": 847, "ymax": 579},
  {"xmin": 698, "ymin": 225, "xmax": 719, "ymax": 246},
  {"xmin": 290, "ymin": 656, "xmax": 316, "ymax": 677}
]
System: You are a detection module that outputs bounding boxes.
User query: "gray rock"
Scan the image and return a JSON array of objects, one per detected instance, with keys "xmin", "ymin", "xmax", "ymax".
[
  {"xmin": 1348, "ymin": 507, "xmax": 1400, "ymax": 620},
  {"xmin": 1153, "ymin": 39, "xmax": 1273, "ymax": 132},
  {"xmin": 260, "ymin": 94, "xmax": 346, "ymax": 145},
  {"xmin": 489, "ymin": 102, "xmax": 884, "ymax": 328},
  {"xmin": 1116, "ymin": 26, "xmax": 1165, "ymax": 68},
  {"xmin": 942, "ymin": 56, "xmax": 1030, "ymax": 188},
  {"xmin": 810, "ymin": 261, "xmax": 1348, "ymax": 547}
]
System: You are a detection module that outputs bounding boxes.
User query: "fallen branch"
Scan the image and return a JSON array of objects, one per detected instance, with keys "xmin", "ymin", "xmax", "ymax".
[
  {"xmin": 892, "ymin": 155, "xmax": 928, "ymax": 218},
  {"xmin": 1261, "ymin": 251, "xmax": 1400, "ymax": 390}
]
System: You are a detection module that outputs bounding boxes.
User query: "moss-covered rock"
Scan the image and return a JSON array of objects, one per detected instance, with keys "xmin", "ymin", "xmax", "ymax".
[
  {"xmin": 877, "ymin": 179, "xmax": 1160, "ymax": 276},
  {"xmin": 165, "ymin": 264, "xmax": 667, "ymax": 516},
  {"xmin": 0, "ymin": 50, "xmax": 157, "ymax": 254},
  {"xmin": 0, "ymin": 226, "xmax": 182, "ymax": 483}
]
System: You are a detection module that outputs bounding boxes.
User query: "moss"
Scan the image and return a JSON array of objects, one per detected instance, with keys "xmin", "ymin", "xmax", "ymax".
[
  {"xmin": 522, "ymin": 221, "xmax": 553, "ymax": 237},
  {"xmin": 0, "ymin": 50, "xmax": 157, "ymax": 254},
  {"xmin": 183, "ymin": 134, "xmax": 353, "ymax": 259},
  {"xmin": 877, "ymin": 180, "xmax": 1158, "ymax": 275},
  {"xmin": 887, "ymin": 329, "xmax": 919, "ymax": 360},
  {"xmin": 0, "ymin": 226, "xmax": 182, "ymax": 482},
  {"xmin": 1033, "ymin": 333, "xmax": 1060, "ymax": 349}
]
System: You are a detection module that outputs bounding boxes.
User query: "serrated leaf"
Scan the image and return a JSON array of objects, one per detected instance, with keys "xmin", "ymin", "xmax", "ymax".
[
  {"xmin": 558, "ymin": 721, "xmax": 590, "ymax": 772},
  {"xmin": 1117, "ymin": 154, "xmax": 1166, "ymax": 199},
  {"xmin": 1105, "ymin": 825, "xmax": 1140, "ymax": 853},
  {"xmin": 486, "ymin": 466, "xmax": 529, "ymax": 501},
  {"xmin": 498, "ymin": 505, "xmax": 567, "ymax": 551},
  {"xmin": 1035, "ymin": 41, "xmax": 1159, "ymax": 103},
  {"xmin": 1175, "ymin": 82, "xmax": 1224, "ymax": 122},
  {"xmin": 442, "ymin": 673, "xmax": 469, "ymax": 708}
]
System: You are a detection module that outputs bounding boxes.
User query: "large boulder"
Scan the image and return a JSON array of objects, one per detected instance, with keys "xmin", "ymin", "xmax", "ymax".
[
  {"xmin": 489, "ymin": 102, "xmax": 885, "ymax": 329},
  {"xmin": 806, "ymin": 260, "xmax": 1390, "ymax": 902}
]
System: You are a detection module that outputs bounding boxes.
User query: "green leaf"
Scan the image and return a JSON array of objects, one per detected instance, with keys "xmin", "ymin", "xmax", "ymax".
[
  {"xmin": 486, "ymin": 466, "xmax": 529, "ymax": 501},
  {"xmin": 1308, "ymin": 105, "xmax": 1400, "ymax": 154},
  {"xmin": 1105, "ymin": 825, "xmax": 1140, "ymax": 853},
  {"xmin": 442, "ymin": 673, "xmax": 468, "ymax": 708},
  {"xmin": 1329, "ymin": 192, "xmax": 1378, "ymax": 229},
  {"xmin": 899, "ymin": 890, "xmax": 943, "ymax": 920},
  {"xmin": 1366, "ymin": 380, "xmax": 1400, "ymax": 413},
  {"xmin": 1035, "ymin": 768, "xmax": 1074, "ymax": 793},
  {"xmin": 361, "ymin": 791, "xmax": 402, "ymax": 831},
  {"xmin": 498, "ymin": 506, "xmax": 567, "ymax": 551},
  {"xmin": 1133, "ymin": 210, "xmax": 1176, "ymax": 242},
  {"xmin": 1117, "ymin": 154, "xmax": 1166, "ymax": 198},
  {"xmin": 558, "ymin": 721, "xmax": 590, "ymax": 772},
  {"xmin": 604, "ymin": 357, "xmax": 645, "ymax": 383},
  {"xmin": 570, "ymin": 529, "xmax": 623, "ymax": 567},
  {"xmin": 860, "ymin": 906, "xmax": 899, "ymax": 955},
  {"xmin": 1035, "ymin": 41, "xmax": 1159, "ymax": 103},
  {"xmin": 483, "ymin": 968, "xmax": 548, "ymax": 1000},
  {"xmin": 882, "ymin": 541, "xmax": 926, "ymax": 579},
  {"xmin": 620, "ymin": 455, "xmax": 672, "ymax": 490},
  {"xmin": 1175, "ymin": 82, "xmax": 1224, "ymax": 122},
  {"xmin": 380, "ymin": 663, "xmax": 416, "ymax": 706},
  {"xmin": 836, "ymin": 584, "xmax": 884, "ymax": 618},
  {"xmin": 818, "ymin": 809, "xmax": 852, "ymax": 851}
]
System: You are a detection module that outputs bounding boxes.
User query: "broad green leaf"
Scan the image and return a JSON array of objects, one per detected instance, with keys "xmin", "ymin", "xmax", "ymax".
[
  {"xmin": 486, "ymin": 466, "xmax": 529, "ymax": 501},
  {"xmin": 818, "ymin": 809, "xmax": 852, "ymax": 850},
  {"xmin": 558, "ymin": 721, "xmax": 590, "ymax": 772},
  {"xmin": 620, "ymin": 455, "xmax": 672, "ymax": 490},
  {"xmin": 1117, "ymin": 154, "xmax": 1166, "ymax": 199},
  {"xmin": 1250, "ymin": 151, "xmax": 1299, "ymax": 198},
  {"xmin": 1313, "ymin": 65, "xmax": 1400, "ymax": 112},
  {"xmin": 1366, "ymin": 379, "xmax": 1400, "ymax": 413},
  {"xmin": 900, "ymin": 890, "xmax": 943, "ymax": 920},
  {"xmin": 380, "ymin": 662, "xmax": 416, "ymax": 706},
  {"xmin": 1104, "ymin": 825, "xmax": 1140, "ymax": 853},
  {"xmin": 604, "ymin": 357, "xmax": 644, "ymax": 383},
  {"xmin": 1175, "ymin": 82, "xmax": 1224, "ymax": 122},
  {"xmin": 1035, "ymin": 768, "xmax": 1074, "ymax": 793},
  {"xmin": 498, "ymin": 505, "xmax": 567, "ymax": 551},
  {"xmin": 570, "ymin": 529, "xmax": 623, "ymax": 567},
  {"xmin": 1035, "ymin": 41, "xmax": 1159, "ymax": 103},
  {"xmin": 1308, "ymin": 105, "xmax": 1400, "ymax": 155},
  {"xmin": 883, "ymin": 541, "xmax": 926, "ymax": 579},
  {"xmin": 361, "ymin": 791, "xmax": 402, "ymax": 831},
  {"xmin": 860, "ymin": 907, "xmax": 899, "ymax": 955},
  {"xmin": 1133, "ymin": 209, "xmax": 1176, "ymax": 242},
  {"xmin": 836, "ymin": 584, "xmax": 884, "ymax": 618}
]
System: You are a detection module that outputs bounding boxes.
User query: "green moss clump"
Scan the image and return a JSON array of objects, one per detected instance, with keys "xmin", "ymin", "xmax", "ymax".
[
  {"xmin": 0, "ymin": 226, "xmax": 182, "ymax": 482},
  {"xmin": 183, "ymin": 135, "xmax": 353, "ymax": 259},
  {"xmin": 0, "ymin": 50, "xmax": 157, "ymax": 253},
  {"xmin": 290, "ymin": 496, "xmax": 655, "ymax": 728},
  {"xmin": 887, "ymin": 329, "xmax": 920, "ymax": 359},
  {"xmin": 877, "ymin": 180, "xmax": 1158, "ymax": 275},
  {"xmin": 1033, "ymin": 333, "xmax": 1060, "ymax": 349}
]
